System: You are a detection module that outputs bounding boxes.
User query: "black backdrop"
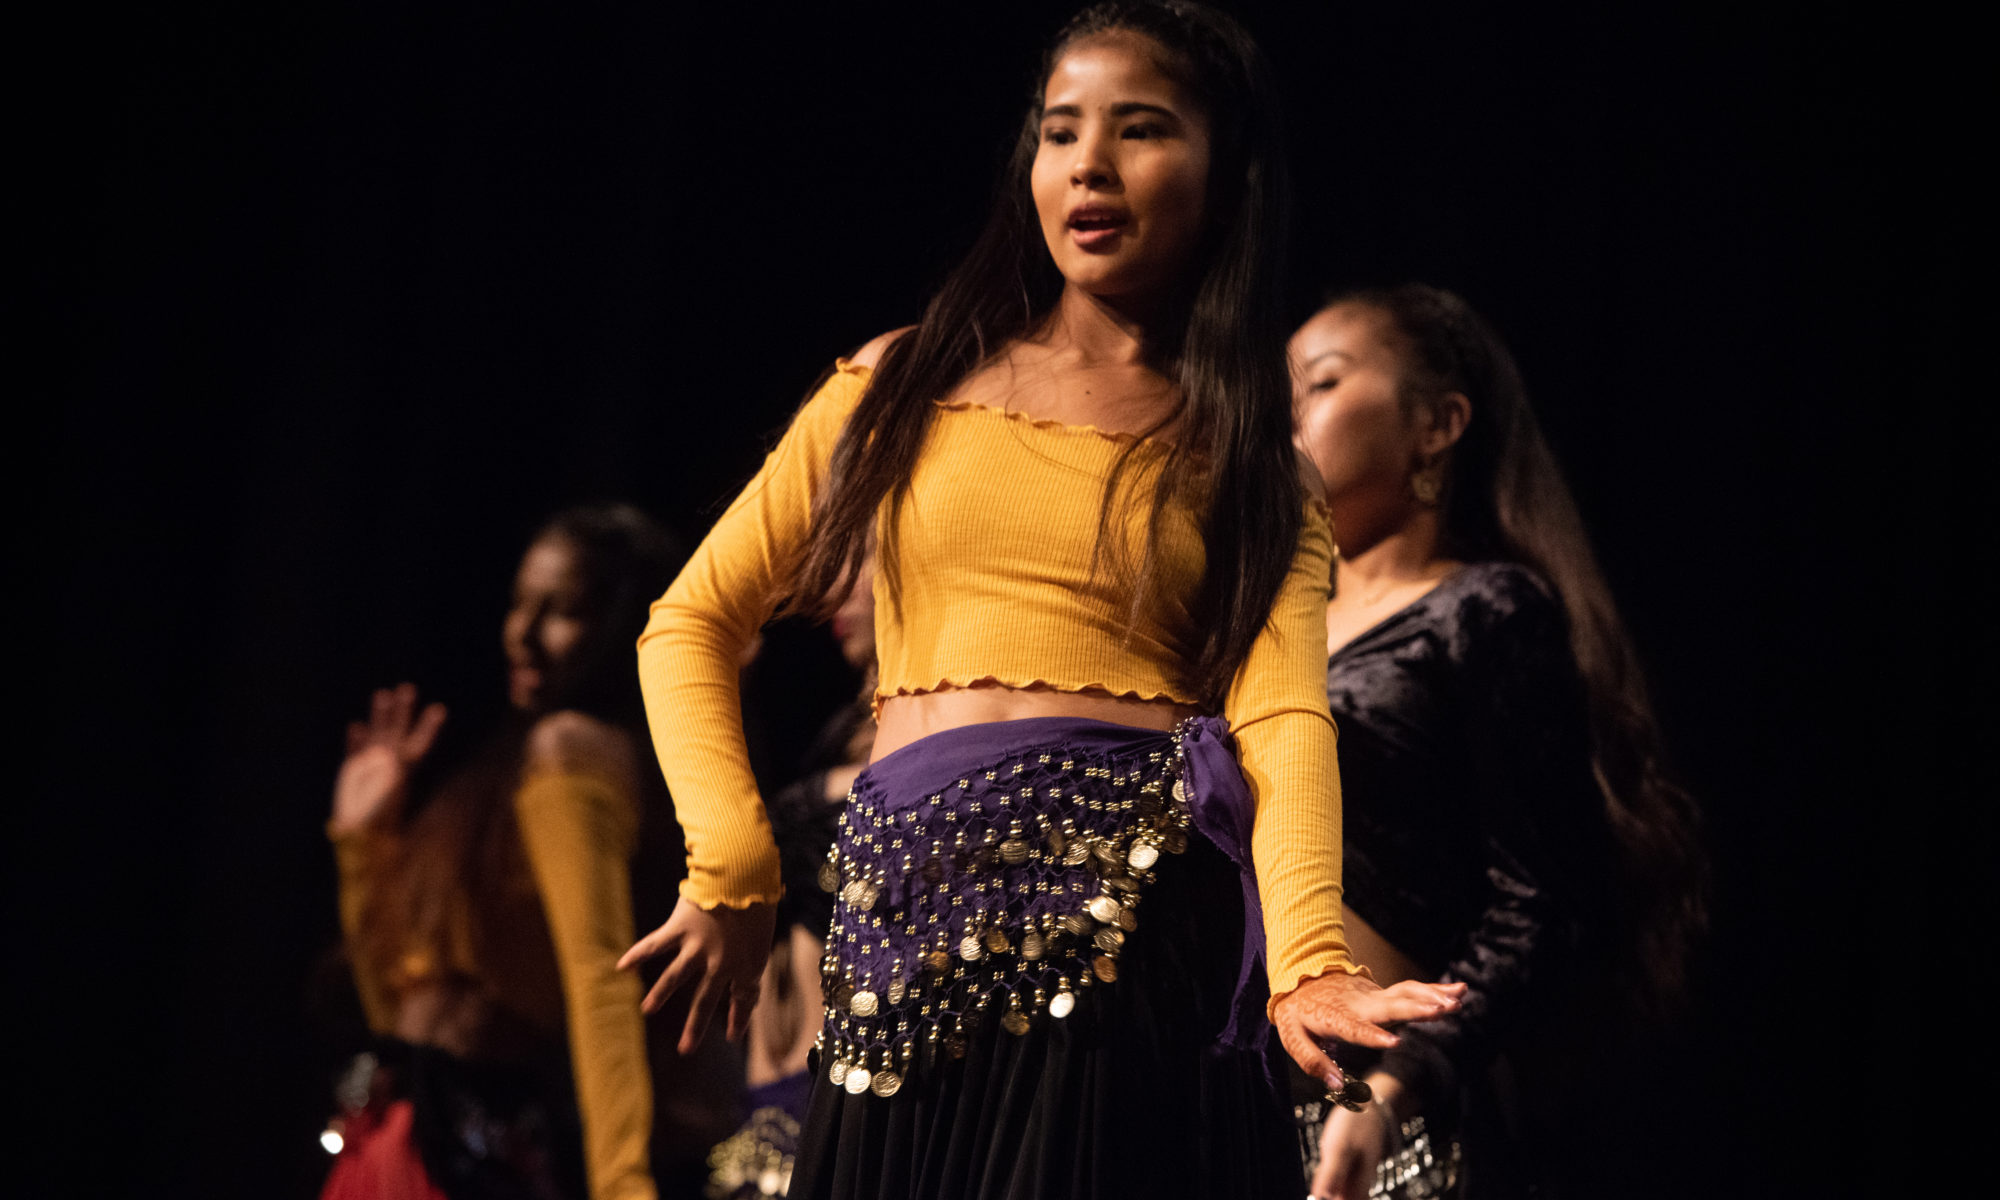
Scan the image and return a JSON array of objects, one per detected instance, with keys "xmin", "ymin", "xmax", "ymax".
[{"xmin": 35, "ymin": 2, "xmax": 1961, "ymax": 1196}]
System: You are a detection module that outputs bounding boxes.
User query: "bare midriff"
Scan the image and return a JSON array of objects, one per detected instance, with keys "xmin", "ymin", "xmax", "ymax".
[{"xmin": 873, "ymin": 682, "xmax": 1201, "ymax": 763}]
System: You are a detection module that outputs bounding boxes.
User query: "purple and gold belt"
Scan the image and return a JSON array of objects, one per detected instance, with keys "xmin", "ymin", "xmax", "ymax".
[{"xmin": 813, "ymin": 715, "xmax": 1269, "ymax": 1099}]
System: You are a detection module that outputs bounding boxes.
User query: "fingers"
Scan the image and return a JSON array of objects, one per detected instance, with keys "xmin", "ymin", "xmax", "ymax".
[
  {"xmin": 618, "ymin": 918, "xmax": 683, "ymax": 972},
  {"xmin": 725, "ymin": 977, "xmax": 762, "ymax": 1043},
  {"xmin": 405, "ymin": 701, "xmax": 447, "ymax": 761},
  {"xmin": 366, "ymin": 684, "xmax": 424, "ymax": 742},
  {"xmin": 620, "ymin": 924, "xmax": 679, "ymax": 973},
  {"xmin": 369, "ymin": 687, "xmax": 397, "ymax": 736},
  {"xmin": 680, "ymin": 973, "xmax": 723, "ymax": 1056},
  {"xmin": 640, "ymin": 944, "xmax": 699, "ymax": 1015},
  {"xmin": 1277, "ymin": 1016, "xmax": 1342, "ymax": 1090},
  {"xmin": 1352, "ymin": 979, "xmax": 1461, "ymax": 1024},
  {"xmin": 1313, "ymin": 1007, "xmax": 1400, "ymax": 1050}
]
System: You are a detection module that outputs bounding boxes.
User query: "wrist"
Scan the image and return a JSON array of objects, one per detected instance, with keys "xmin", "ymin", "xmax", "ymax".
[{"xmin": 1364, "ymin": 1070, "xmax": 1415, "ymax": 1122}]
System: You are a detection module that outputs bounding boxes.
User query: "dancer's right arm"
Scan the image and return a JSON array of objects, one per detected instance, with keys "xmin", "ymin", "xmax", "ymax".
[
  {"xmin": 623, "ymin": 357, "xmax": 878, "ymax": 1051},
  {"xmin": 634, "ymin": 361, "xmax": 871, "ymax": 909}
]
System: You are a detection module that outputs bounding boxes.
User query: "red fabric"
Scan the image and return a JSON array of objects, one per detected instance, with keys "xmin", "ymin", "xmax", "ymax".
[{"xmin": 320, "ymin": 1100, "xmax": 449, "ymax": 1200}]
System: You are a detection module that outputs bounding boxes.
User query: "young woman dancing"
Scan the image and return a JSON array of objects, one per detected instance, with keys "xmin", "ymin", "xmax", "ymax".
[
  {"xmin": 622, "ymin": 5, "xmax": 1462, "ymax": 1196},
  {"xmin": 1290, "ymin": 286, "xmax": 1704, "ymax": 1199},
  {"xmin": 325, "ymin": 506, "xmax": 688, "ymax": 1200}
]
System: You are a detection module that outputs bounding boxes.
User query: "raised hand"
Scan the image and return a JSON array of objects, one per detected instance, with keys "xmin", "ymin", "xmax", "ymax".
[
  {"xmin": 1271, "ymin": 970, "xmax": 1466, "ymax": 1091},
  {"xmin": 330, "ymin": 683, "xmax": 447, "ymax": 836},
  {"xmin": 618, "ymin": 896, "xmax": 776, "ymax": 1055}
]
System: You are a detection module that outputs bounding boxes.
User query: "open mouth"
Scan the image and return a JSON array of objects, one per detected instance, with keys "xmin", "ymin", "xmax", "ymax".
[{"xmin": 1067, "ymin": 207, "xmax": 1129, "ymax": 249}]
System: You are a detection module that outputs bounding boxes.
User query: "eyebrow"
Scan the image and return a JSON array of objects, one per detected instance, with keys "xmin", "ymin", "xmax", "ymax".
[
  {"xmin": 1301, "ymin": 350, "xmax": 1353, "ymax": 368},
  {"xmin": 1041, "ymin": 101, "xmax": 1184, "ymax": 121}
]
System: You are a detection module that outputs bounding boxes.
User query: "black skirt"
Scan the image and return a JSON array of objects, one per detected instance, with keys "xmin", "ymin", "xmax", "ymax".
[{"xmin": 789, "ymin": 718, "xmax": 1298, "ymax": 1200}]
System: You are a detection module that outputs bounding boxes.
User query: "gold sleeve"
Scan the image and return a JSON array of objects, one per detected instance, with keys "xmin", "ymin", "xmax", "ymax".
[
  {"xmin": 636, "ymin": 363, "xmax": 869, "ymax": 909},
  {"xmin": 515, "ymin": 771, "xmax": 657, "ymax": 1200},
  {"xmin": 1223, "ymin": 500, "xmax": 1367, "ymax": 1011}
]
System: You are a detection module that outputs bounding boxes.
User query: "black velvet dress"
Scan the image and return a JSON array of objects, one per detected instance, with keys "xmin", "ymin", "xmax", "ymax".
[{"xmin": 1327, "ymin": 562, "xmax": 1613, "ymax": 1199}]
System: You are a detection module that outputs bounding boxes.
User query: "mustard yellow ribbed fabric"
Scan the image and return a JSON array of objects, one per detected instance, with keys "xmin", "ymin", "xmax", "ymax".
[
  {"xmin": 514, "ymin": 771, "xmax": 656, "ymax": 1200},
  {"xmin": 638, "ymin": 361, "xmax": 1359, "ymax": 1002}
]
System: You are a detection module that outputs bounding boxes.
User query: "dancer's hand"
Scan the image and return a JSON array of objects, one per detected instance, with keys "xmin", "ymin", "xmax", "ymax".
[
  {"xmin": 1310, "ymin": 1073, "xmax": 1403, "ymax": 1200},
  {"xmin": 331, "ymin": 683, "xmax": 446, "ymax": 836},
  {"xmin": 1271, "ymin": 970, "xmax": 1465, "ymax": 1087},
  {"xmin": 619, "ymin": 896, "xmax": 776, "ymax": 1054}
]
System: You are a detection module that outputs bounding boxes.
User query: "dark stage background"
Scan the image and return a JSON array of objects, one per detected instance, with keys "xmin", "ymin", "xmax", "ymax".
[{"xmin": 35, "ymin": 2, "xmax": 1959, "ymax": 1196}]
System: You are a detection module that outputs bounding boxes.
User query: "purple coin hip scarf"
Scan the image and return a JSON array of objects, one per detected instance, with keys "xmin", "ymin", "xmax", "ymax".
[{"xmin": 813, "ymin": 714, "xmax": 1271, "ymax": 1100}]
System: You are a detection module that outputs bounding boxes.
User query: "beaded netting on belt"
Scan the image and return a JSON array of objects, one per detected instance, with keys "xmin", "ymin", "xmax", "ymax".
[{"xmin": 814, "ymin": 722, "xmax": 1198, "ymax": 1100}]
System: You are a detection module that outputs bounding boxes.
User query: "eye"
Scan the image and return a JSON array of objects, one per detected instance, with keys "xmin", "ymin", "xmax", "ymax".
[
  {"xmin": 1310, "ymin": 377, "xmax": 1340, "ymax": 392},
  {"xmin": 1041, "ymin": 127, "xmax": 1075, "ymax": 145},
  {"xmin": 1121, "ymin": 122, "xmax": 1170, "ymax": 140}
]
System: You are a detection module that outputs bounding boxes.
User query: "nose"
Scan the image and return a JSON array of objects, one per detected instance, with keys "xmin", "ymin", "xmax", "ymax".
[
  {"xmin": 1069, "ymin": 130, "xmax": 1118, "ymax": 191},
  {"xmin": 503, "ymin": 604, "xmax": 539, "ymax": 660}
]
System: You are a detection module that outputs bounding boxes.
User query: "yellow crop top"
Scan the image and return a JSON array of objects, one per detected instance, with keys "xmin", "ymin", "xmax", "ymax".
[{"xmin": 637, "ymin": 360, "xmax": 1361, "ymax": 1004}]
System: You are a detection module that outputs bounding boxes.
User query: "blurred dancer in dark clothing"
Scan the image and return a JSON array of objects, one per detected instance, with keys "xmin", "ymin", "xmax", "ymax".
[
  {"xmin": 323, "ymin": 505, "xmax": 728, "ymax": 1200},
  {"xmin": 1289, "ymin": 286, "xmax": 1704, "ymax": 1199}
]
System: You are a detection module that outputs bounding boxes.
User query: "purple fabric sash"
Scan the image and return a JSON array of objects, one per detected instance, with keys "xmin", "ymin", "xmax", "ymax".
[
  {"xmin": 825, "ymin": 715, "xmax": 1270, "ymax": 1056},
  {"xmin": 1176, "ymin": 715, "xmax": 1273, "ymax": 1052}
]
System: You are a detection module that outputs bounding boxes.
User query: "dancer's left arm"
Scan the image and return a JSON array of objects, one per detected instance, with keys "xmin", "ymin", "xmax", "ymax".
[
  {"xmin": 1228, "ymin": 473, "xmax": 1463, "ymax": 1087},
  {"xmin": 515, "ymin": 713, "xmax": 657, "ymax": 1200}
]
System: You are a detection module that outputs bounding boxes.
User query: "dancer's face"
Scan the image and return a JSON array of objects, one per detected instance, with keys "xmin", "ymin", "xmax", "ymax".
[
  {"xmin": 1032, "ymin": 33, "xmax": 1212, "ymax": 301},
  {"xmin": 502, "ymin": 535, "xmax": 594, "ymax": 711},
  {"xmin": 1289, "ymin": 303, "xmax": 1426, "ymax": 504}
]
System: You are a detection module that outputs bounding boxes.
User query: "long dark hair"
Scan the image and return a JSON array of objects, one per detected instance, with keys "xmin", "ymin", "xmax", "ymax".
[
  {"xmin": 793, "ymin": 0, "xmax": 1300, "ymax": 708},
  {"xmin": 1334, "ymin": 283, "xmax": 1707, "ymax": 1017}
]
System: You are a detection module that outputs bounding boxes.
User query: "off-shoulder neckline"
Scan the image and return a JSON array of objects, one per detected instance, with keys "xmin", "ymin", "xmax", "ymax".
[
  {"xmin": 932, "ymin": 397, "xmax": 1169, "ymax": 448},
  {"xmin": 837, "ymin": 357, "xmax": 1172, "ymax": 448}
]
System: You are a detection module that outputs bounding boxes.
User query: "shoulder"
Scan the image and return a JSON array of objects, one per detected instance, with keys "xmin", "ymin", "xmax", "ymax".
[
  {"xmin": 847, "ymin": 326, "xmax": 916, "ymax": 372},
  {"xmin": 1453, "ymin": 561, "xmax": 1559, "ymax": 615},
  {"xmin": 521, "ymin": 711, "xmax": 640, "ymax": 792},
  {"xmin": 795, "ymin": 327, "xmax": 915, "ymax": 435},
  {"xmin": 1442, "ymin": 562, "xmax": 1574, "ymax": 671}
]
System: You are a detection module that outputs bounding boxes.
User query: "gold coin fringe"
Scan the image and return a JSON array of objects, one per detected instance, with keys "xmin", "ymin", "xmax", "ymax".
[{"xmin": 813, "ymin": 729, "xmax": 1197, "ymax": 1099}]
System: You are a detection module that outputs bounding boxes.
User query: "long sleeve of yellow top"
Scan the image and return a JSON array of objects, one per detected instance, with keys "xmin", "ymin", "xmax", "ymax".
[{"xmin": 637, "ymin": 361, "xmax": 1359, "ymax": 1005}]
